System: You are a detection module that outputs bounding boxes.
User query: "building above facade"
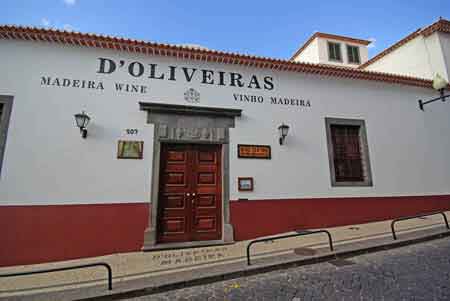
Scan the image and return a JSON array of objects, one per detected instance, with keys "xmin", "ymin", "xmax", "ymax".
[
  {"xmin": 290, "ymin": 32, "xmax": 372, "ymax": 68},
  {"xmin": 360, "ymin": 18, "xmax": 450, "ymax": 81}
]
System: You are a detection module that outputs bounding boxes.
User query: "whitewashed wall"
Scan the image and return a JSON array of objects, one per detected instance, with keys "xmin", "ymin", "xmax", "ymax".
[
  {"xmin": 0, "ymin": 39, "xmax": 449, "ymax": 205},
  {"xmin": 438, "ymin": 33, "xmax": 450, "ymax": 80},
  {"xmin": 364, "ymin": 32, "xmax": 448, "ymax": 81},
  {"xmin": 292, "ymin": 38, "xmax": 320, "ymax": 63}
]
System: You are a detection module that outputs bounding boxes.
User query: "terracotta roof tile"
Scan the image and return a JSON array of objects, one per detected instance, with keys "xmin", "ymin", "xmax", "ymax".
[{"xmin": 0, "ymin": 24, "xmax": 435, "ymax": 89}]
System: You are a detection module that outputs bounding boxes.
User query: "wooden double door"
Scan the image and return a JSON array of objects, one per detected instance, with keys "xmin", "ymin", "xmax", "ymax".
[{"xmin": 157, "ymin": 143, "xmax": 223, "ymax": 243}]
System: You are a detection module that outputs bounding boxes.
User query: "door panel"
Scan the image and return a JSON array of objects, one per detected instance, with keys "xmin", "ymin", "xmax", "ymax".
[
  {"xmin": 157, "ymin": 144, "xmax": 222, "ymax": 243},
  {"xmin": 198, "ymin": 172, "xmax": 215, "ymax": 184},
  {"xmin": 160, "ymin": 216, "xmax": 186, "ymax": 234},
  {"xmin": 192, "ymin": 144, "xmax": 222, "ymax": 241},
  {"xmin": 157, "ymin": 144, "xmax": 192, "ymax": 243}
]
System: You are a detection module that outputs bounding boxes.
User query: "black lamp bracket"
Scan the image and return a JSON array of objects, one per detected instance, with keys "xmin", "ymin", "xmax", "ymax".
[{"xmin": 419, "ymin": 89, "xmax": 449, "ymax": 111}]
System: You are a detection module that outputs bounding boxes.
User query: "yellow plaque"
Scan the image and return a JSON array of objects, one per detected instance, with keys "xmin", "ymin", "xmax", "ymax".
[{"xmin": 117, "ymin": 140, "xmax": 144, "ymax": 159}]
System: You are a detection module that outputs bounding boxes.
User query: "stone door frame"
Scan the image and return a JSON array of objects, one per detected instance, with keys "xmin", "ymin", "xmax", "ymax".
[{"xmin": 139, "ymin": 102, "xmax": 242, "ymax": 250}]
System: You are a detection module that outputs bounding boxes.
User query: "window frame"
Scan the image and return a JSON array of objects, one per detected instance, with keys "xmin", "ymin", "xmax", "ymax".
[
  {"xmin": 325, "ymin": 117, "xmax": 373, "ymax": 187},
  {"xmin": 327, "ymin": 41, "xmax": 343, "ymax": 62},
  {"xmin": 0, "ymin": 95, "xmax": 14, "ymax": 178},
  {"xmin": 346, "ymin": 44, "xmax": 361, "ymax": 64}
]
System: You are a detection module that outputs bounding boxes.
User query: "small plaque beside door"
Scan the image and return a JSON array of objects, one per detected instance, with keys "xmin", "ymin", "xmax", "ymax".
[
  {"xmin": 117, "ymin": 140, "xmax": 144, "ymax": 159},
  {"xmin": 238, "ymin": 177, "xmax": 254, "ymax": 191},
  {"xmin": 238, "ymin": 144, "xmax": 271, "ymax": 159}
]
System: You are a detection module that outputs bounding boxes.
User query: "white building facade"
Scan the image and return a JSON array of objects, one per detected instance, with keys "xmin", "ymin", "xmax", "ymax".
[{"xmin": 0, "ymin": 20, "xmax": 449, "ymax": 267}]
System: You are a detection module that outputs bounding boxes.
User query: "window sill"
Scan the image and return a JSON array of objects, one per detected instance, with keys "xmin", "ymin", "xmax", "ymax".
[{"xmin": 331, "ymin": 180, "xmax": 373, "ymax": 187}]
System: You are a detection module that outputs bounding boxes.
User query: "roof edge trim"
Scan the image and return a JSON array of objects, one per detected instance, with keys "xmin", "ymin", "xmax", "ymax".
[{"xmin": 0, "ymin": 24, "xmax": 435, "ymax": 90}]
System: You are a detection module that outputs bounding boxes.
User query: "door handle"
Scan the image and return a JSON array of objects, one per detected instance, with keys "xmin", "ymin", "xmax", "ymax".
[
  {"xmin": 192, "ymin": 193, "xmax": 196, "ymax": 196},
  {"xmin": 186, "ymin": 193, "xmax": 190, "ymax": 196}
]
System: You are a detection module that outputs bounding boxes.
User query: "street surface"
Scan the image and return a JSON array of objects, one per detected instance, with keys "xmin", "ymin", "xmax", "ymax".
[{"xmin": 129, "ymin": 237, "xmax": 450, "ymax": 300}]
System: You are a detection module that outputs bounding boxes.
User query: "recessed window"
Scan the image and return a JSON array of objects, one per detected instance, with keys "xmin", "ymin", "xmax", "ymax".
[
  {"xmin": 0, "ymin": 96, "xmax": 13, "ymax": 178},
  {"xmin": 327, "ymin": 42, "xmax": 342, "ymax": 62},
  {"xmin": 325, "ymin": 118, "xmax": 372, "ymax": 187},
  {"xmin": 347, "ymin": 45, "xmax": 361, "ymax": 64}
]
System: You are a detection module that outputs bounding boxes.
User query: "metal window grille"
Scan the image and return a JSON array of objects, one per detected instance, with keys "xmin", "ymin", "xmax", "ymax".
[
  {"xmin": 330, "ymin": 124, "xmax": 364, "ymax": 182},
  {"xmin": 0, "ymin": 96, "xmax": 13, "ymax": 178}
]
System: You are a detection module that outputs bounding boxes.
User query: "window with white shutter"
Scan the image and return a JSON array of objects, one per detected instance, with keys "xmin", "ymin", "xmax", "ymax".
[
  {"xmin": 347, "ymin": 45, "xmax": 361, "ymax": 64},
  {"xmin": 327, "ymin": 42, "xmax": 342, "ymax": 62}
]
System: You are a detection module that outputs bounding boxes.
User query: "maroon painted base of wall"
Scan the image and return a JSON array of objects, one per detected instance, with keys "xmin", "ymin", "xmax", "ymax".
[
  {"xmin": 230, "ymin": 195, "xmax": 450, "ymax": 241},
  {"xmin": 0, "ymin": 203, "xmax": 149, "ymax": 267},
  {"xmin": 1, "ymin": 195, "xmax": 450, "ymax": 267}
]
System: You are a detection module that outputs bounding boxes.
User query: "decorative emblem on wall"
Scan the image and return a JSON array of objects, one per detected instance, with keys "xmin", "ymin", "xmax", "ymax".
[
  {"xmin": 184, "ymin": 88, "xmax": 200, "ymax": 103},
  {"xmin": 157, "ymin": 125, "xmax": 226, "ymax": 142}
]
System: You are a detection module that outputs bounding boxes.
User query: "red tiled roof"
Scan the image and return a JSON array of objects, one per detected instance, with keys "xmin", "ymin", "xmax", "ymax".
[
  {"xmin": 359, "ymin": 18, "xmax": 450, "ymax": 69},
  {"xmin": 290, "ymin": 32, "xmax": 372, "ymax": 61},
  {"xmin": 0, "ymin": 24, "xmax": 435, "ymax": 89}
]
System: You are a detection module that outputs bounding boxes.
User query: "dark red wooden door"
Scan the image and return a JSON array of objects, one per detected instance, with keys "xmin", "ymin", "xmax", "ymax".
[
  {"xmin": 157, "ymin": 144, "xmax": 222, "ymax": 243},
  {"xmin": 191, "ymin": 144, "xmax": 222, "ymax": 241}
]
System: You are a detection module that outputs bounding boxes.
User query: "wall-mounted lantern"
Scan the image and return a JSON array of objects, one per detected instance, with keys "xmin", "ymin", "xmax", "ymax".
[
  {"xmin": 418, "ymin": 73, "xmax": 449, "ymax": 111},
  {"xmin": 74, "ymin": 111, "xmax": 90, "ymax": 139},
  {"xmin": 278, "ymin": 123, "xmax": 290, "ymax": 145}
]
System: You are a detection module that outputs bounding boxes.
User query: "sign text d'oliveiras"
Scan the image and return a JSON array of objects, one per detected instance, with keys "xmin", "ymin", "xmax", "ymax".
[
  {"xmin": 39, "ymin": 57, "xmax": 273, "ymax": 94},
  {"xmin": 39, "ymin": 57, "xmax": 311, "ymax": 108},
  {"xmin": 96, "ymin": 57, "xmax": 274, "ymax": 90}
]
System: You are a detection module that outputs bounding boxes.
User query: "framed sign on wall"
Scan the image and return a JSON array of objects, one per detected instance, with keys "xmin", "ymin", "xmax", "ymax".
[
  {"xmin": 117, "ymin": 140, "xmax": 144, "ymax": 159},
  {"xmin": 238, "ymin": 177, "xmax": 254, "ymax": 191},
  {"xmin": 237, "ymin": 144, "xmax": 271, "ymax": 159}
]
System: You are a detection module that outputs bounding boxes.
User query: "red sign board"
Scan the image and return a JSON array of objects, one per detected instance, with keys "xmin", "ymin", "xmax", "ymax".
[{"xmin": 238, "ymin": 144, "xmax": 271, "ymax": 159}]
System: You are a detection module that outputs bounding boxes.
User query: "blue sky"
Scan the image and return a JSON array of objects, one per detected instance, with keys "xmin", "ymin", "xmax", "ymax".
[{"xmin": 2, "ymin": 0, "xmax": 449, "ymax": 59}]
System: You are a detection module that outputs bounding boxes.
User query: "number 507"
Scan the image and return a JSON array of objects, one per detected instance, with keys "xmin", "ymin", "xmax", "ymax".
[{"xmin": 126, "ymin": 129, "xmax": 138, "ymax": 135}]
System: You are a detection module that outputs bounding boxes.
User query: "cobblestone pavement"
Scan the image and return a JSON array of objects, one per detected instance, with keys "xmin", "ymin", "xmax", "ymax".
[{"xmin": 128, "ymin": 237, "xmax": 450, "ymax": 301}]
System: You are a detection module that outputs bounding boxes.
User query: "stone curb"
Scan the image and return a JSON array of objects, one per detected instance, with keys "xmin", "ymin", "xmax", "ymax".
[{"xmin": 79, "ymin": 227, "xmax": 450, "ymax": 301}]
